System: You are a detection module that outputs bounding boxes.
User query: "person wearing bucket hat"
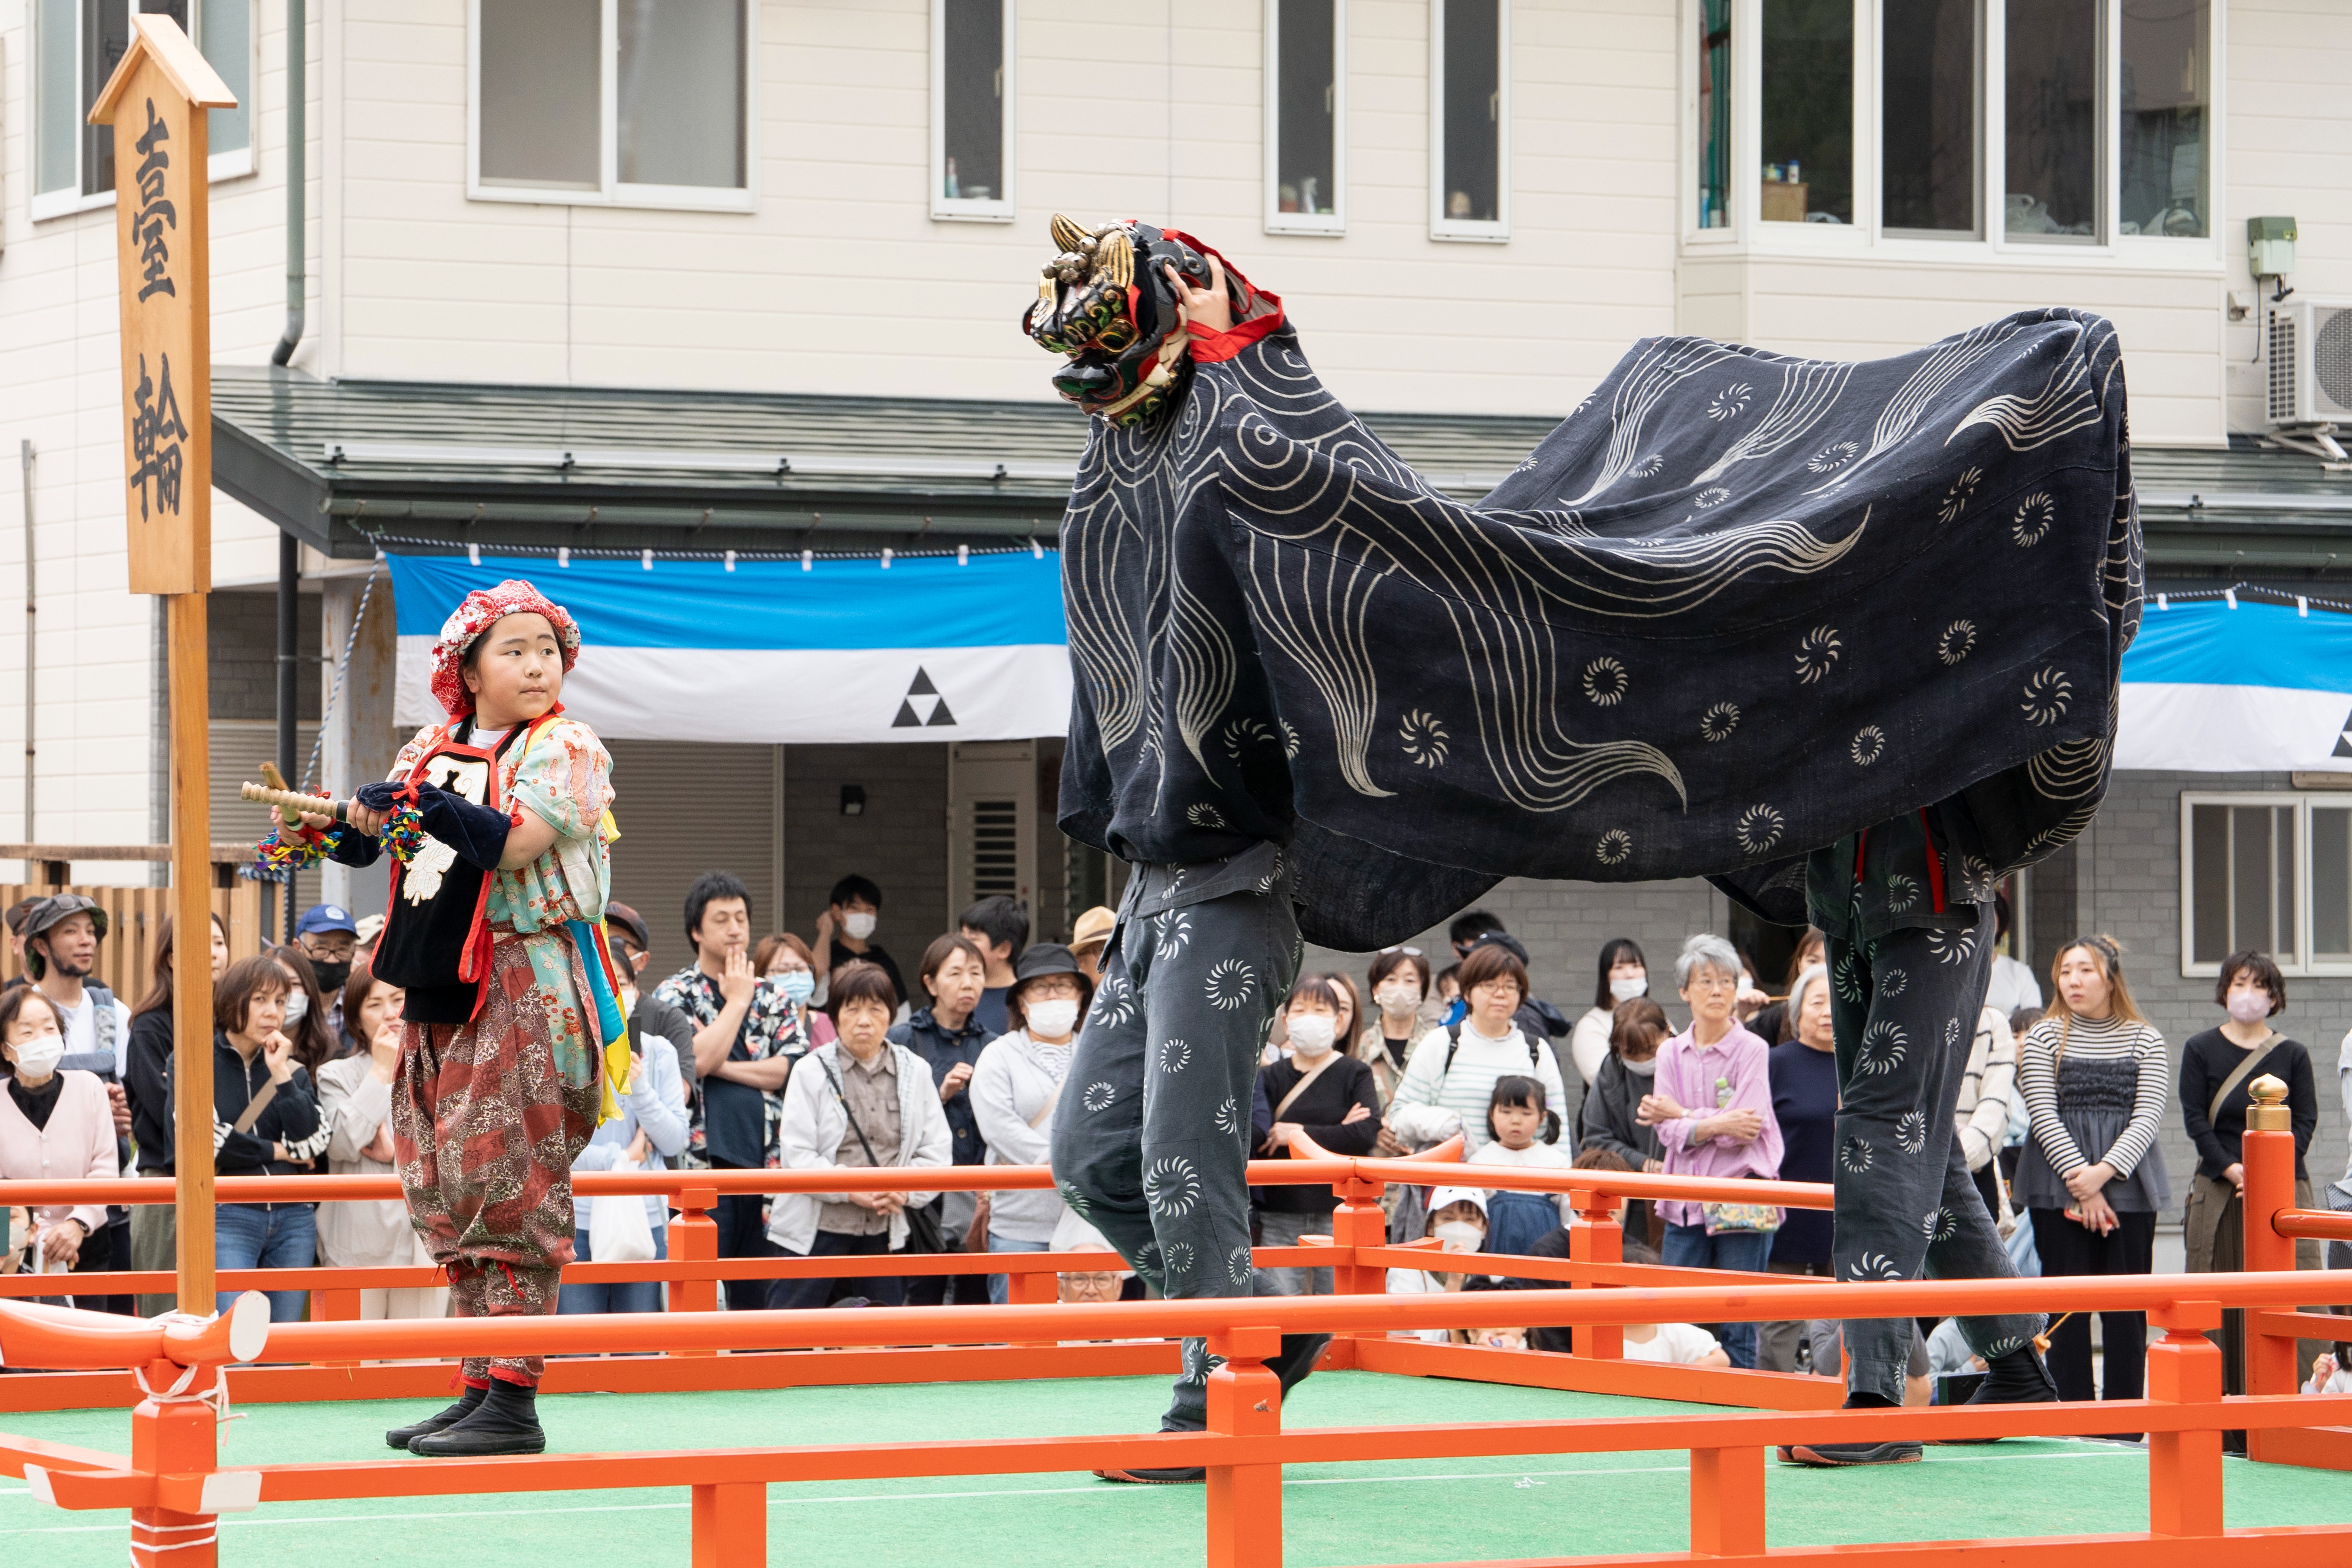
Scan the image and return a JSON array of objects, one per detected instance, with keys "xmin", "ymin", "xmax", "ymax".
[
  {"xmin": 1067, "ymin": 907, "xmax": 1115, "ymax": 985},
  {"xmin": 268, "ymin": 577, "xmax": 620, "ymax": 1457},
  {"xmin": 968, "ymin": 944, "xmax": 1091, "ymax": 1303},
  {"xmin": 20, "ymin": 892, "xmax": 135, "ymax": 1309}
]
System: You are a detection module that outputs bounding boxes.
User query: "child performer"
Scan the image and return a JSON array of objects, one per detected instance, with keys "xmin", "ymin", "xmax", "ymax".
[{"xmin": 269, "ymin": 579, "xmax": 619, "ymax": 1457}]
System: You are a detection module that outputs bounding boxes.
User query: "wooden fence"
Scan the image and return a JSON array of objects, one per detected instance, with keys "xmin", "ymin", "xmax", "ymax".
[{"xmin": 0, "ymin": 844, "xmax": 265, "ymax": 999}]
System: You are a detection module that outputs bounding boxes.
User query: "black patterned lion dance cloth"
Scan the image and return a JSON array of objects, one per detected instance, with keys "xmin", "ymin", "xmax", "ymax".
[{"xmin": 1033, "ymin": 216, "xmax": 2140, "ymax": 952}]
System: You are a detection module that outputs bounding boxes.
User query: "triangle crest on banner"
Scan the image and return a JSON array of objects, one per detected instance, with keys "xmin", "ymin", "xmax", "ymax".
[
  {"xmin": 890, "ymin": 667, "xmax": 957, "ymax": 729},
  {"xmin": 2334, "ymin": 706, "xmax": 2352, "ymax": 758}
]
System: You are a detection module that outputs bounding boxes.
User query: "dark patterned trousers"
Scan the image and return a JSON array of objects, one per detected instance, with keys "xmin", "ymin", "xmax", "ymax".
[
  {"xmin": 396, "ymin": 933, "xmax": 600, "ymax": 1388},
  {"xmin": 1050, "ymin": 884, "xmax": 1300, "ymax": 1428},
  {"xmin": 1825, "ymin": 904, "xmax": 2043, "ymax": 1404}
]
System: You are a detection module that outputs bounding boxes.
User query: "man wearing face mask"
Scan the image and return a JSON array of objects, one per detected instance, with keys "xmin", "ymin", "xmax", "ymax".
[
  {"xmin": 22, "ymin": 895, "xmax": 134, "ymax": 1310},
  {"xmin": 296, "ymin": 905, "xmax": 361, "ymax": 1043},
  {"xmin": 813, "ymin": 875, "xmax": 907, "ymax": 1018}
]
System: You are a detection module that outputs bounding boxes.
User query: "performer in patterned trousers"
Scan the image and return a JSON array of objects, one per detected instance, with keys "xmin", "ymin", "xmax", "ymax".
[
  {"xmin": 274, "ymin": 578, "xmax": 617, "ymax": 1457},
  {"xmin": 1772, "ymin": 809, "xmax": 2058, "ymax": 1468}
]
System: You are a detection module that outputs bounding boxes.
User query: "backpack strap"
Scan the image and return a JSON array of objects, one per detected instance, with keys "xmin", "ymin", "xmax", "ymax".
[{"xmin": 1441, "ymin": 1020, "xmax": 1464, "ymax": 1075}]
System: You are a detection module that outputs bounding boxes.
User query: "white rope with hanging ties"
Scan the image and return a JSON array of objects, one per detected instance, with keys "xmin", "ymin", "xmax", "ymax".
[{"xmin": 129, "ymin": 1313, "xmax": 247, "ymax": 1440}]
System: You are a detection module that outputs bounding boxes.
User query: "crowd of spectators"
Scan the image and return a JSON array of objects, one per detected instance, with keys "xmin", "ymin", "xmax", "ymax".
[{"xmin": 7, "ymin": 867, "xmax": 2347, "ymax": 1425}]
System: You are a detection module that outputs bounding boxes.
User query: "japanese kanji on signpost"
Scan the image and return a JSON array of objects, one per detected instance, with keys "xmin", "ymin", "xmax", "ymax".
[{"xmin": 89, "ymin": 15, "xmax": 236, "ymax": 1343}]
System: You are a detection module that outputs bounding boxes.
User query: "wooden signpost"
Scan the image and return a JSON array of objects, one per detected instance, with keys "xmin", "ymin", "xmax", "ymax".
[{"xmin": 90, "ymin": 18, "xmax": 236, "ymax": 1325}]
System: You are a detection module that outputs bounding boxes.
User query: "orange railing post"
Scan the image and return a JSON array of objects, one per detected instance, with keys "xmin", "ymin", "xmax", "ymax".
[
  {"xmin": 671, "ymin": 1185, "xmax": 720, "ymax": 1337},
  {"xmin": 312, "ymin": 1287, "xmax": 362, "ymax": 1371},
  {"xmin": 127, "ymin": 1357, "xmax": 220, "ymax": 1568},
  {"xmin": 1568, "ymin": 1187, "xmax": 1624, "ymax": 1361},
  {"xmin": 2146, "ymin": 1300, "xmax": 2225, "ymax": 1537},
  {"xmin": 1205, "ymin": 1325, "xmax": 1283, "ymax": 1568},
  {"xmin": 1688, "ymin": 1445, "xmax": 1766, "ymax": 1558},
  {"xmin": 2241, "ymin": 1075, "xmax": 2297, "ymax": 1461},
  {"xmin": 1328, "ymin": 1172, "xmax": 1388, "ymax": 1301},
  {"xmin": 690, "ymin": 1479, "xmax": 766, "ymax": 1568}
]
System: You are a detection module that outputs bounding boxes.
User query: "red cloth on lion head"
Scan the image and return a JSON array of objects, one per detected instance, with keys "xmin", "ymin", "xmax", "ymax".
[{"xmin": 428, "ymin": 578, "xmax": 582, "ymax": 720}]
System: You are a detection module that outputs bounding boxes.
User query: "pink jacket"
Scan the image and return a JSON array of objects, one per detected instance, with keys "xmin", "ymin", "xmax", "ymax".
[
  {"xmin": 1651, "ymin": 1022, "xmax": 1783, "ymax": 1228},
  {"xmin": 0, "ymin": 1069, "xmax": 120, "ymax": 1241}
]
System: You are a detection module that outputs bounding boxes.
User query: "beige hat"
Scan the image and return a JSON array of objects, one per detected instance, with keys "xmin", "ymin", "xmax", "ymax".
[
  {"xmin": 353, "ymin": 913, "xmax": 386, "ymax": 947},
  {"xmin": 1070, "ymin": 905, "xmax": 1116, "ymax": 952}
]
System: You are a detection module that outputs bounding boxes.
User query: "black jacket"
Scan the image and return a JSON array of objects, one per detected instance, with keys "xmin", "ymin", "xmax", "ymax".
[
  {"xmin": 212, "ymin": 1033, "xmax": 326, "ymax": 1181},
  {"xmin": 125, "ymin": 1008, "xmax": 175, "ymax": 1174},
  {"xmin": 891, "ymin": 1007, "xmax": 993, "ymax": 1166},
  {"xmin": 1250, "ymin": 1054, "xmax": 1381, "ymax": 1214}
]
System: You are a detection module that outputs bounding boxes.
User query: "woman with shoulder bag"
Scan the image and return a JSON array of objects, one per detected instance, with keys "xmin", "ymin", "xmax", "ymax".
[
  {"xmin": 970, "ymin": 944, "xmax": 1093, "ymax": 1303},
  {"xmin": 2180, "ymin": 949, "xmax": 2321, "ymax": 1414}
]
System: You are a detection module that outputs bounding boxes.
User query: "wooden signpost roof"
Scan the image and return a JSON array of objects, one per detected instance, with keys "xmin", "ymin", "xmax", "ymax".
[{"xmin": 87, "ymin": 12, "xmax": 238, "ymax": 122}]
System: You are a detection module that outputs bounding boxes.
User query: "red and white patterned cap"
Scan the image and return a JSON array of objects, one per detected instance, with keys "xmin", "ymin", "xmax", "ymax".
[{"xmin": 428, "ymin": 577, "xmax": 582, "ymax": 718}]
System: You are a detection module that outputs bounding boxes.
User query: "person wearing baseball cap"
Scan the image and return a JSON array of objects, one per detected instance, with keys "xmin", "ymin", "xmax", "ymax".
[{"xmin": 295, "ymin": 904, "xmax": 361, "ymax": 1038}]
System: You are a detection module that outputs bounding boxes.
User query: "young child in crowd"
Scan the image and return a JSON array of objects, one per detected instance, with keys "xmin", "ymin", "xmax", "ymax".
[
  {"xmin": 1622, "ymin": 1320, "xmax": 1731, "ymax": 1367},
  {"xmin": 1388, "ymin": 1186, "xmax": 1487, "ymax": 1344},
  {"xmin": 2305, "ymin": 1345, "xmax": 2352, "ymax": 1396},
  {"xmin": 1468, "ymin": 1075, "xmax": 1573, "ymax": 1254}
]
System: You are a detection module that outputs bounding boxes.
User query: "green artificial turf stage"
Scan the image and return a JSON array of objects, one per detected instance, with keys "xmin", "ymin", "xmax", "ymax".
[{"xmin": 5, "ymin": 1371, "xmax": 2350, "ymax": 1565}]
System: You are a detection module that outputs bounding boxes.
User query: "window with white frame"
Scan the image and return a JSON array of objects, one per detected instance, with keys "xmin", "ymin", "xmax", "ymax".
[
  {"xmin": 471, "ymin": 0, "xmax": 750, "ymax": 208},
  {"xmin": 31, "ymin": 0, "xmax": 253, "ymax": 220},
  {"xmin": 1431, "ymin": 0, "xmax": 1508, "ymax": 240},
  {"xmin": 2181, "ymin": 793, "xmax": 2352, "ymax": 975},
  {"xmin": 1266, "ymin": 0, "xmax": 1343, "ymax": 234},
  {"xmin": 1882, "ymin": 0, "xmax": 1980, "ymax": 236},
  {"xmin": 1695, "ymin": 0, "xmax": 2214, "ymax": 249},
  {"xmin": 933, "ymin": 0, "xmax": 1014, "ymax": 221}
]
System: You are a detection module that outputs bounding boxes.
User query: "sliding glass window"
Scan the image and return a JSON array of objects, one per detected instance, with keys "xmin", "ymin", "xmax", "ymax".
[
  {"xmin": 1432, "ymin": 0, "xmax": 1508, "ymax": 239},
  {"xmin": 934, "ymin": 0, "xmax": 1014, "ymax": 220},
  {"xmin": 1881, "ymin": 0, "xmax": 1980, "ymax": 236},
  {"xmin": 1760, "ymin": 0, "xmax": 1852, "ymax": 225},
  {"xmin": 1695, "ymin": 0, "xmax": 1731, "ymax": 229},
  {"xmin": 1267, "ymin": 0, "xmax": 1343, "ymax": 234},
  {"xmin": 2119, "ymin": 0, "xmax": 2207, "ymax": 237},
  {"xmin": 2004, "ymin": 0, "xmax": 2100, "ymax": 241}
]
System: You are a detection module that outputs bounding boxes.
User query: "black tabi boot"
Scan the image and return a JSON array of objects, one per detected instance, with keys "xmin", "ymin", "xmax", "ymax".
[
  {"xmin": 1778, "ymin": 1394, "xmax": 1924, "ymax": 1468},
  {"xmin": 1940, "ymin": 1343, "xmax": 2062, "ymax": 1444},
  {"xmin": 408, "ymin": 1376, "xmax": 547, "ymax": 1456},
  {"xmin": 385, "ymin": 1383, "xmax": 485, "ymax": 1450},
  {"xmin": 1098, "ymin": 1279, "xmax": 1331, "ymax": 1485}
]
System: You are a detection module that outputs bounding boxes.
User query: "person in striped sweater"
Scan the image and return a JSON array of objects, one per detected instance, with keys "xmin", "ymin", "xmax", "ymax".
[{"xmin": 2014, "ymin": 936, "xmax": 2172, "ymax": 1414}]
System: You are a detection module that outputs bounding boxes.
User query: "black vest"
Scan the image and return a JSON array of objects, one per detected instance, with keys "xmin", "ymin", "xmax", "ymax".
[{"xmin": 372, "ymin": 720, "xmax": 525, "ymax": 1025}]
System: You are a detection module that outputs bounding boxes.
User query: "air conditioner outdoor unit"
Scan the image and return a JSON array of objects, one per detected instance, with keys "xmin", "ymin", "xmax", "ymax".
[{"xmin": 2266, "ymin": 298, "xmax": 2352, "ymax": 427}]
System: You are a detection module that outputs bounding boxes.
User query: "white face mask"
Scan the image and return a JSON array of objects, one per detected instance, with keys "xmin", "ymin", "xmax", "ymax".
[
  {"xmin": 1622, "ymin": 1054, "xmax": 1659, "ymax": 1078},
  {"xmin": 843, "ymin": 911, "xmax": 878, "ymax": 941},
  {"xmin": 1610, "ymin": 975, "xmax": 1649, "ymax": 1002},
  {"xmin": 1287, "ymin": 1014, "xmax": 1338, "ymax": 1058},
  {"xmin": 282, "ymin": 991, "xmax": 309, "ymax": 1025},
  {"xmin": 1025, "ymin": 998, "xmax": 1081, "ymax": 1040},
  {"xmin": 10, "ymin": 1035, "xmax": 64, "ymax": 1080},
  {"xmin": 1375, "ymin": 984, "xmax": 1421, "ymax": 1016},
  {"xmin": 1433, "ymin": 1220, "xmax": 1485, "ymax": 1254},
  {"xmin": 2226, "ymin": 990, "xmax": 2272, "ymax": 1025}
]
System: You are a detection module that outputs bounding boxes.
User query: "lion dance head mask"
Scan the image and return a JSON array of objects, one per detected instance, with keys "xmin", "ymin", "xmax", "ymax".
[{"xmin": 1022, "ymin": 214, "xmax": 1259, "ymax": 427}]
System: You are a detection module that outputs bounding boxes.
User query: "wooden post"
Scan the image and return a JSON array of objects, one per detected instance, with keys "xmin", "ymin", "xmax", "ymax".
[
  {"xmin": 2146, "ymin": 1301, "xmax": 2226, "ymax": 1537},
  {"xmin": 1689, "ymin": 1446, "xmax": 1768, "ymax": 1557},
  {"xmin": 1204, "ymin": 1327, "xmax": 1283, "ymax": 1568},
  {"xmin": 89, "ymin": 17, "xmax": 237, "ymax": 1322},
  {"xmin": 1568, "ymin": 1187, "xmax": 1625, "ymax": 1360},
  {"xmin": 2241, "ymin": 1075, "xmax": 2298, "ymax": 1461}
]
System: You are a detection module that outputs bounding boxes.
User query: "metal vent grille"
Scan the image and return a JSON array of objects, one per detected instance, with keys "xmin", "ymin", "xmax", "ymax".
[
  {"xmin": 967, "ymin": 798, "xmax": 1022, "ymax": 897},
  {"xmin": 2315, "ymin": 307, "xmax": 2352, "ymax": 417},
  {"xmin": 2269, "ymin": 312, "xmax": 2299, "ymax": 423}
]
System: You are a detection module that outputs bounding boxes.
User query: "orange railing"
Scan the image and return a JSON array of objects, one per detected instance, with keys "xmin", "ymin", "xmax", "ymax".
[{"xmin": 3, "ymin": 1122, "xmax": 2348, "ymax": 1568}]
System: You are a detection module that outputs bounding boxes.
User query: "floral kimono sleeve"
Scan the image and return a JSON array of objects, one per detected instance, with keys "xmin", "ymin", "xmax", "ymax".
[{"xmin": 489, "ymin": 716, "xmax": 614, "ymax": 931}]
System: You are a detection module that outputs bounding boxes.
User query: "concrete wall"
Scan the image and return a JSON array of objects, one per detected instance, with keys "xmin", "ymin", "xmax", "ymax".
[{"xmin": 782, "ymin": 742, "xmax": 953, "ymax": 973}]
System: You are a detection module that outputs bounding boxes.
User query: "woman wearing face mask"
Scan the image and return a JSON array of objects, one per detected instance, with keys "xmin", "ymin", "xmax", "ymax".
[
  {"xmin": 756, "ymin": 933, "xmax": 836, "ymax": 1047},
  {"xmin": 1570, "ymin": 939, "xmax": 1650, "ymax": 1088},
  {"xmin": 270, "ymin": 943, "xmax": 346, "ymax": 1085},
  {"xmin": 1359, "ymin": 949, "xmax": 1432, "ymax": 1101},
  {"xmin": 1578, "ymin": 998, "xmax": 1669, "ymax": 1246},
  {"xmin": 1252, "ymin": 976, "xmax": 1382, "ymax": 1293},
  {"xmin": 969, "ymin": 944, "xmax": 1093, "ymax": 1303},
  {"xmin": 1385, "ymin": 1188, "xmax": 1488, "ymax": 1342},
  {"xmin": 316, "ymin": 968, "xmax": 449, "ymax": 1321},
  {"xmin": 2181, "ymin": 949, "xmax": 2321, "ymax": 1414},
  {"xmin": 211, "ymin": 956, "xmax": 329, "ymax": 1322},
  {"xmin": 0, "ymin": 987, "xmax": 118, "ymax": 1301}
]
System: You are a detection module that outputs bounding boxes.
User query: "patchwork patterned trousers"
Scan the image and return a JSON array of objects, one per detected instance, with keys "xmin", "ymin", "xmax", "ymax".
[
  {"xmin": 396, "ymin": 931, "xmax": 601, "ymax": 1388},
  {"xmin": 1825, "ymin": 904, "xmax": 2043, "ymax": 1404},
  {"xmin": 1051, "ymin": 883, "xmax": 1301, "ymax": 1428}
]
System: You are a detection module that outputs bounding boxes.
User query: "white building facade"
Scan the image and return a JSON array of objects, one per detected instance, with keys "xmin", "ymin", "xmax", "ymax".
[{"xmin": 3, "ymin": 1, "xmax": 2350, "ymax": 1179}]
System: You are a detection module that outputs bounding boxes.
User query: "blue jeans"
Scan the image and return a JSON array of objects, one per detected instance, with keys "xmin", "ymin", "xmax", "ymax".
[
  {"xmin": 559, "ymin": 1222, "xmax": 669, "ymax": 1315},
  {"xmin": 1661, "ymin": 1221, "xmax": 1775, "ymax": 1368},
  {"xmin": 985, "ymin": 1233, "xmax": 1053, "ymax": 1306},
  {"xmin": 214, "ymin": 1203, "xmax": 317, "ymax": 1323}
]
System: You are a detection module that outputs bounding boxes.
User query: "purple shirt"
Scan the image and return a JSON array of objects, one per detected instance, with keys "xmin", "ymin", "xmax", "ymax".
[{"xmin": 1652, "ymin": 1020, "xmax": 1783, "ymax": 1228}]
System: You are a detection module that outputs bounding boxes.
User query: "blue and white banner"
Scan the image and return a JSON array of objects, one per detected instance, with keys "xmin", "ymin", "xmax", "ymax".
[
  {"xmin": 2118, "ymin": 598, "xmax": 2352, "ymax": 773},
  {"xmin": 387, "ymin": 552, "xmax": 1071, "ymax": 744}
]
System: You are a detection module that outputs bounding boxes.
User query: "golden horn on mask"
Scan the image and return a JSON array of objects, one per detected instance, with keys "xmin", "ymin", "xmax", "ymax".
[
  {"xmin": 1096, "ymin": 227, "xmax": 1134, "ymax": 290},
  {"xmin": 1049, "ymin": 212, "xmax": 1091, "ymax": 252}
]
